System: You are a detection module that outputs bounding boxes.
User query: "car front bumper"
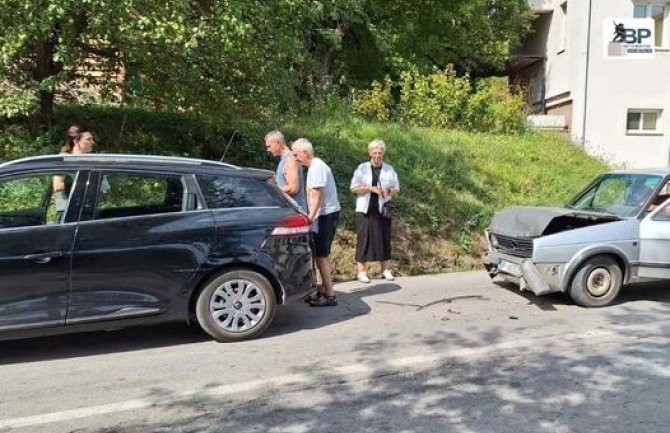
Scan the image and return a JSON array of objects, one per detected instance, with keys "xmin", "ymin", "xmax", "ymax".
[{"xmin": 483, "ymin": 251, "xmax": 565, "ymax": 296}]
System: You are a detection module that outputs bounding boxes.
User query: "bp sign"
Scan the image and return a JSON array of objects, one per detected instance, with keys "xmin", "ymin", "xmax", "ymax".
[{"xmin": 604, "ymin": 18, "xmax": 655, "ymax": 59}]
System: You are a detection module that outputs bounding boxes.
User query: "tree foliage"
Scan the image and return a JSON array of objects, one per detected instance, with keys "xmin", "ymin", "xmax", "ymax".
[
  {"xmin": 0, "ymin": 0, "xmax": 532, "ymax": 127},
  {"xmin": 352, "ymin": 70, "xmax": 528, "ymax": 134}
]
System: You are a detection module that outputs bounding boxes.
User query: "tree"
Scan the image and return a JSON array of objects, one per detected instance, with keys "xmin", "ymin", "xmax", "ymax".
[
  {"xmin": 0, "ymin": 0, "xmax": 306, "ymax": 126},
  {"xmin": 339, "ymin": 0, "xmax": 533, "ymax": 85},
  {"xmin": 0, "ymin": 0, "xmax": 532, "ymax": 128}
]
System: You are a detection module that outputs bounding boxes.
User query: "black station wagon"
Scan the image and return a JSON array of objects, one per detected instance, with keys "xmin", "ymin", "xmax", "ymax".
[{"xmin": 0, "ymin": 154, "xmax": 314, "ymax": 341}]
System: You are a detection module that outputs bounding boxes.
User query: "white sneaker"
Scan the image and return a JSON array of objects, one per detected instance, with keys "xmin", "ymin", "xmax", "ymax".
[
  {"xmin": 357, "ymin": 272, "xmax": 371, "ymax": 283},
  {"xmin": 382, "ymin": 269, "xmax": 395, "ymax": 281}
]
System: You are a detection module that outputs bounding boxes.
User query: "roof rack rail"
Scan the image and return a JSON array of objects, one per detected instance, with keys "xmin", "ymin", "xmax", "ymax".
[
  {"xmin": 0, "ymin": 154, "xmax": 64, "ymax": 168},
  {"xmin": 0, "ymin": 153, "xmax": 241, "ymax": 170}
]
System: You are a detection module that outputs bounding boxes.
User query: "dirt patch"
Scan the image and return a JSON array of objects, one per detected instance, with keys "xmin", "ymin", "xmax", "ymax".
[{"xmin": 329, "ymin": 217, "xmax": 487, "ymax": 282}]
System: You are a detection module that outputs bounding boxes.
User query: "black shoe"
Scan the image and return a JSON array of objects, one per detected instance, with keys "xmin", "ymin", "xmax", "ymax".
[{"xmin": 309, "ymin": 295, "xmax": 338, "ymax": 307}]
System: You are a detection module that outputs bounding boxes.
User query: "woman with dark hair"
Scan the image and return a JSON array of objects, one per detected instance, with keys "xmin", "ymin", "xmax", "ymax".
[
  {"xmin": 53, "ymin": 125, "xmax": 95, "ymax": 222},
  {"xmin": 60, "ymin": 124, "xmax": 83, "ymax": 154}
]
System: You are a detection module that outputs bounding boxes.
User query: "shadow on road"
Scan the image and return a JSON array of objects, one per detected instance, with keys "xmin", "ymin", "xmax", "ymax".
[
  {"xmin": 0, "ymin": 322, "xmax": 209, "ymax": 365},
  {"xmin": 494, "ymin": 278, "xmax": 670, "ymax": 310},
  {"xmin": 0, "ymin": 282, "xmax": 402, "ymax": 364},
  {"xmin": 615, "ymin": 280, "xmax": 670, "ymax": 304},
  {"xmin": 82, "ymin": 311, "xmax": 670, "ymax": 433},
  {"xmin": 493, "ymin": 280, "xmax": 570, "ymax": 310},
  {"xmin": 266, "ymin": 282, "xmax": 401, "ymax": 337}
]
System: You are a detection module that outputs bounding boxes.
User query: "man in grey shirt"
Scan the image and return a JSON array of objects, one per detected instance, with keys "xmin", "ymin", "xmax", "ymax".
[
  {"xmin": 264, "ymin": 130, "xmax": 307, "ymax": 210},
  {"xmin": 292, "ymin": 138, "xmax": 340, "ymax": 307}
]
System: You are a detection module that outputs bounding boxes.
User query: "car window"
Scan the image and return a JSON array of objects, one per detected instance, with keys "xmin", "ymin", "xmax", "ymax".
[
  {"xmin": 570, "ymin": 174, "xmax": 661, "ymax": 217},
  {"xmin": 646, "ymin": 179, "xmax": 670, "ymax": 213},
  {"xmin": 93, "ymin": 172, "xmax": 185, "ymax": 220},
  {"xmin": 197, "ymin": 175, "xmax": 284, "ymax": 209},
  {"xmin": 0, "ymin": 172, "xmax": 76, "ymax": 227}
]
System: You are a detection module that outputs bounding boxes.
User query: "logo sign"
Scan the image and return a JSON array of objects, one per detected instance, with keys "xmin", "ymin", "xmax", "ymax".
[{"xmin": 604, "ymin": 18, "xmax": 655, "ymax": 59}]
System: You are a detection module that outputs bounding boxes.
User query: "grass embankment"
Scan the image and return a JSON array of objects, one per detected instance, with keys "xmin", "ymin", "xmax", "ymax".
[
  {"xmin": 284, "ymin": 115, "xmax": 607, "ymax": 278},
  {"xmin": 1, "ymin": 106, "xmax": 607, "ymax": 279}
]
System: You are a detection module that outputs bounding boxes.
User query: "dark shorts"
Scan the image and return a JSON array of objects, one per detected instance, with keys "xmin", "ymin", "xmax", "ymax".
[{"xmin": 313, "ymin": 211, "xmax": 340, "ymax": 258}]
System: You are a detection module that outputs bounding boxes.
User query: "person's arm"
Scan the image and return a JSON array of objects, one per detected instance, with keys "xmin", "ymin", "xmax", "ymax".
[
  {"xmin": 352, "ymin": 184, "xmax": 374, "ymax": 195},
  {"xmin": 281, "ymin": 157, "xmax": 300, "ymax": 196},
  {"xmin": 308, "ymin": 187, "xmax": 324, "ymax": 222},
  {"xmin": 350, "ymin": 164, "xmax": 381, "ymax": 196},
  {"xmin": 53, "ymin": 174, "xmax": 65, "ymax": 192}
]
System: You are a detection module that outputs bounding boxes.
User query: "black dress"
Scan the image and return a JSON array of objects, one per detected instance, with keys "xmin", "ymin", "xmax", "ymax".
[{"xmin": 355, "ymin": 165, "xmax": 392, "ymax": 262}]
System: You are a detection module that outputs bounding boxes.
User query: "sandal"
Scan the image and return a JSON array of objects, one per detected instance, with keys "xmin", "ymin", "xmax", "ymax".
[{"xmin": 308, "ymin": 295, "xmax": 338, "ymax": 307}]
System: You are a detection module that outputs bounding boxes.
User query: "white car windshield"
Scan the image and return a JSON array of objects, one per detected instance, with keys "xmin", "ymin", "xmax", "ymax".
[{"xmin": 568, "ymin": 174, "xmax": 662, "ymax": 217}]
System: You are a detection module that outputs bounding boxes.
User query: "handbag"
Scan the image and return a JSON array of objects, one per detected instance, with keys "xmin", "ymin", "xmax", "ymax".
[{"xmin": 378, "ymin": 178, "xmax": 393, "ymax": 219}]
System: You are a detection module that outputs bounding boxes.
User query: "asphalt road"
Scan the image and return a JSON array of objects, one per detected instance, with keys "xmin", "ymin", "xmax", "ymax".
[{"xmin": 1, "ymin": 271, "xmax": 669, "ymax": 433}]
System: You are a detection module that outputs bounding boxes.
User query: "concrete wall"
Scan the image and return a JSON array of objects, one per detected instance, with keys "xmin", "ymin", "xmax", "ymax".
[
  {"xmin": 529, "ymin": 0, "xmax": 554, "ymax": 12},
  {"xmin": 543, "ymin": 0, "xmax": 572, "ymax": 104},
  {"xmin": 546, "ymin": 100, "xmax": 572, "ymax": 129}
]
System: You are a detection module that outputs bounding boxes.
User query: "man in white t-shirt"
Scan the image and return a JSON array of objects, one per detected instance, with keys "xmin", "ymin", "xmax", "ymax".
[{"xmin": 292, "ymin": 138, "xmax": 340, "ymax": 307}]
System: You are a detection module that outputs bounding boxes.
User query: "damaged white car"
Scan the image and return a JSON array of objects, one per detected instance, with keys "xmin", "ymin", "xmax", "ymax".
[{"xmin": 483, "ymin": 169, "xmax": 670, "ymax": 307}]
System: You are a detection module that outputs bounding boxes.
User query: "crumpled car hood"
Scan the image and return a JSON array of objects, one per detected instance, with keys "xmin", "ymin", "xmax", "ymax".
[{"xmin": 488, "ymin": 206, "xmax": 620, "ymax": 237}]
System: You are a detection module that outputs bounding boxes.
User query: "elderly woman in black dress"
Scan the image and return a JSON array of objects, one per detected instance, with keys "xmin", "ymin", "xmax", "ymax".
[{"xmin": 350, "ymin": 139, "xmax": 400, "ymax": 283}]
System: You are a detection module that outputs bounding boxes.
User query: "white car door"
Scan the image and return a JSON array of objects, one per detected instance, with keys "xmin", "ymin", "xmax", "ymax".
[{"xmin": 639, "ymin": 198, "xmax": 670, "ymax": 279}]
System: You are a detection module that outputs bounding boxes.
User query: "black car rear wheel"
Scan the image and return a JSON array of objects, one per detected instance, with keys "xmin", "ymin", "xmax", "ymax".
[
  {"xmin": 569, "ymin": 256, "xmax": 623, "ymax": 307},
  {"xmin": 196, "ymin": 269, "xmax": 276, "ymax": 341}
]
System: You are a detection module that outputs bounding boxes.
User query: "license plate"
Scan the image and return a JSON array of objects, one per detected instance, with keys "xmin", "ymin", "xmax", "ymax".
[{"xmin": 497, "ymin": 259, "xmax": 521, "ymax": 276}]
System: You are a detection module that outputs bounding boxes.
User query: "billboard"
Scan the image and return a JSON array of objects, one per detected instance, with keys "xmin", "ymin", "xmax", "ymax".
[{"xmin": 604, "ymin": 18, "xmax": 655, "ymax": 59}]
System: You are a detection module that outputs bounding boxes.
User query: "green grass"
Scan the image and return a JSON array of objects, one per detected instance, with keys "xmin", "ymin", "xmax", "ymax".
[
  {"xmin": 1, "ymin": 105, "xmax": 608, "ymax": 278},
  {"xmin": 281, "ymin": 114, "xmax": 607, "ymax": 276}
]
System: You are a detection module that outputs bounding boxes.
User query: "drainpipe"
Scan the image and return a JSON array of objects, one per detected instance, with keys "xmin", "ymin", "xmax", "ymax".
[{"xmin": 581, "ymin": 0, "xmax": 594, "ymax": 145}]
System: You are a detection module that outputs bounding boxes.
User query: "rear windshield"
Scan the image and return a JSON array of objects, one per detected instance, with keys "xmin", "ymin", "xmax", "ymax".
[{"xmin": 197, "ymin": 174, "xmax": 285, "ymax": 209}]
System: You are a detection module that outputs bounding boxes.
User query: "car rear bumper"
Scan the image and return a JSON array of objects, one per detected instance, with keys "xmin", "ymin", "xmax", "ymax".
[{"xmin": 262, "ymin": 235, "xmax": 314, "ymax": 303}]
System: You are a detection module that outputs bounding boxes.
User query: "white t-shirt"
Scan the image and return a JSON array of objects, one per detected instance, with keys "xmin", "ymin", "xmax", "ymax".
[{"xmin": 306, "ymin": 157, "xmax": 341, "ymax": 216}]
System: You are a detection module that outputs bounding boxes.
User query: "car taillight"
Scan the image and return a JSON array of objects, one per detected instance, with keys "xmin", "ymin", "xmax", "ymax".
[{"xmin": 270, "ymin": 214, "xmax": 311, "ymax": 236}]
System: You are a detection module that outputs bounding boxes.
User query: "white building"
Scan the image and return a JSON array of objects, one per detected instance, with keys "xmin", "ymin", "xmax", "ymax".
[{"xmin": 511, "ymin": 0, "xmax": 670, "ymax": 167}]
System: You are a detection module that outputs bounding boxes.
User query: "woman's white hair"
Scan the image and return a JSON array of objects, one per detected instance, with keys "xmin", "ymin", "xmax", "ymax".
[
  {"xmin": 291, "ymin": 137, "xmax": 313, "ymax": 154},
  {"xmin": 368, "ymin": 139, "xmax": 386, "ymax": 152}
]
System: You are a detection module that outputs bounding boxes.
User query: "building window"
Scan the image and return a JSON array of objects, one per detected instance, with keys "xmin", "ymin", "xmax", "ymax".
[
  {"xmin": 634, "ymin": 3, "xmax": 666, "ymax": 47},
  {"xmin": 627, "ymin": 109, "xmax": 663, "ymax": 133}
]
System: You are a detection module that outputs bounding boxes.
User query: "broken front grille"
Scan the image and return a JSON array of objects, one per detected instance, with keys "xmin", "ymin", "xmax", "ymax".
[{"xmin": 491, "ymin": 233, "xmax": 534, "ymax": 258}]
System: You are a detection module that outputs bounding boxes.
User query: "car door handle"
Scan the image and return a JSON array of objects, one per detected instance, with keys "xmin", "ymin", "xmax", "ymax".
[{"xmin": 23, "ymin": 251, "xmax": 64, "ymax": 264}]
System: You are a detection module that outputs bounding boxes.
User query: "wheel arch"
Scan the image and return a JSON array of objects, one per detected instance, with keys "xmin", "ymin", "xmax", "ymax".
[
  {"xmin": 187, "ymin": 263, "xmax": 284, "ymax": 321},
  {"xmin": 562, "ymin": 246, "xmax": 631, "ymax": 292}
]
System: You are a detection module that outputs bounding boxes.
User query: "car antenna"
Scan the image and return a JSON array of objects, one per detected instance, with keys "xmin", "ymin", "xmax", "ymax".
[{"xmin": 220, "ymin": 129, "xmax": 238, "ymax": 162}]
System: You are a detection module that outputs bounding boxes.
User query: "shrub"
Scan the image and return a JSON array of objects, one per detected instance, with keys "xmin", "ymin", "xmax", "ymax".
[
  {"xmin": 0, "ymin": 125, "xmax": 47, "ymax": 162},
  {"xmin": 352, "ymin": 67, "xmax": 527, "ymax": 134},
  {"xmin": 465, "ymin": 79, "xmax": 527, "ymax": 134},
  {"xmin": 351, "ymin": 76, "xmax": 393, "ymax": 122}
]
